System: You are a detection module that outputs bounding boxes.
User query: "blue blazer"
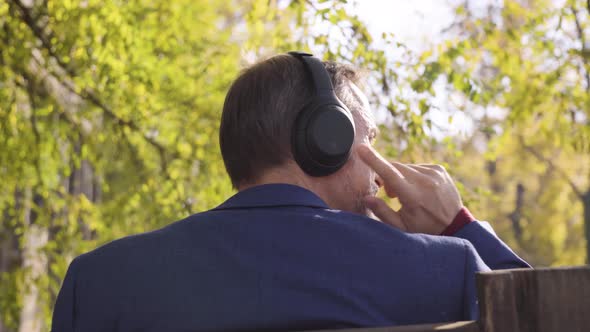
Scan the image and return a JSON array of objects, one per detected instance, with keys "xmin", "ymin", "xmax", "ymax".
[{"xmin": 52, "ymin": 184, "xmax": 529, "ymax": 332}]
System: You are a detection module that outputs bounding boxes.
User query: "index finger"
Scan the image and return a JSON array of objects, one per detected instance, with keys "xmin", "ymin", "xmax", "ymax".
[{"xmin": 357, "ymin": 145, "xmax": 411, "ymax": 198}]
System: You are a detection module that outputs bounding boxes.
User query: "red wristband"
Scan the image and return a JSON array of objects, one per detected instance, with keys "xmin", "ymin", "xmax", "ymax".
[{"xmin": 441, "ymin": 207, "xmax": 475, "ymax": 236}]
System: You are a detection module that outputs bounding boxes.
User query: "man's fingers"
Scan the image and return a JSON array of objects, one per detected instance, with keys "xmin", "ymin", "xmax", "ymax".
[
  {"xmin": 411, "ymin": 164, "xmax": 456, "ymax": 186},
  {"xmin": 363, "ymin": 196, "xmax": 407, "ymax": 231},
  {"xmin": 407, "ymin": 164, "xmax": 435, "ymax": 177},
  {"xmin": 358, "ymin": 145, "xmax": 409, "ymax": 198},
  {"xmin": 391, "ymin": 162, "xmax": 433, "ymax": 185}
]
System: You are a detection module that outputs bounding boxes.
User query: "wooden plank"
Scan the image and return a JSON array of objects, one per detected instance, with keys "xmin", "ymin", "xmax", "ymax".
[
  {"xmin": 298, "ymin": 266, "xmax": 590, "ymax": 332},
  {"xmin": 476, "ymin": 266, "xmax": 590, "ymax": 332},
  {"xmin": 511, "ymin": 268, "xmax": 538, "ymax": 332},
  {"xmin": 476, "ymin": 270, "xmax": 519, "ymax": 332},
  {"xmin": 303, "ymin": 321, "xmax": 479, "ymax": 332},
  {"xmin": 533, "ymin": 267, "xmax": 590, "ymax": 332}
]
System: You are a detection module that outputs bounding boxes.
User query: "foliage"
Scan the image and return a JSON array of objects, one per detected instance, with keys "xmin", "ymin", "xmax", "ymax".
[
  {"xmin": 0, "ymin": 0, "xmax": 589, "ymax": 330},
  {"xmin": 0, "ymin": 0, "xmax": 411, "ymax": 330},
  {"xmin": 392, "ymin": 0, "xmax": 590, "ymax": 266}
]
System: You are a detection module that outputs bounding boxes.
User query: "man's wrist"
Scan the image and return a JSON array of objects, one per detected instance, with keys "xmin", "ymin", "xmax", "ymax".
[{"xmin": 440, "ymin": 207, "xmax": 475, "ymax": 236}]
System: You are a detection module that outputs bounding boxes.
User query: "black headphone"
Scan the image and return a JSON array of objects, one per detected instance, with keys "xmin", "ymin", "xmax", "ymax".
[{"xmin": 288, "ymin": 51, "xmax": 356, "ymax": 177}]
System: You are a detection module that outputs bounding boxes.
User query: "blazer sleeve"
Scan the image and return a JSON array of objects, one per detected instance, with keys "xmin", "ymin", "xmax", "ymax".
[
  {"xmin": 51, "ymin": 257, "xmax": 80, "ymax": 332},
  {"xmin": 453, "ymin": 221, "xmax": 531, "ymax": 269},
  {"xmin": 461, "ymin": 240, "xmax": 490, "ymax": 320}
]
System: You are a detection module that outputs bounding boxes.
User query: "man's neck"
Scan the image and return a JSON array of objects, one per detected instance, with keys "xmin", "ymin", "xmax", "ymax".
[
  {"xmin": 237, "ymin": 164, "xmax": 333, "ymax": 207},
  {"xmin": 238, "ymin": 164, "xmax": 310, "ymax": 191}
]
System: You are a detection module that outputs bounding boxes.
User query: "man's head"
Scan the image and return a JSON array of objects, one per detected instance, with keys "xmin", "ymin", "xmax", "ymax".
[{"xmin": 219, "ymin": 53, "xmax": 380, "ymax": 215}]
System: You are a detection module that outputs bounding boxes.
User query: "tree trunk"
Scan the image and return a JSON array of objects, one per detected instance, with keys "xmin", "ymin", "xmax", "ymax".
[
  {"xmin": 0, "ymin": 212, "xmax": 22, "ymax": 332},
  {"xmin": 509, "ymin": 183, "xmax": 525, "ymax": 243},
  {"xmin": 583, "ymin": 189, "xmax": 590, "ymax": 264},
  {"xmin": 17, "ymin": 187, "xmax": 47, "ymax": 332}
]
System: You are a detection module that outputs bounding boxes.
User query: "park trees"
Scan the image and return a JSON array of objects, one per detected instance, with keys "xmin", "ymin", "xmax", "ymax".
[
  {"xmin": 399, "ymin": 0, "xmax": 589, "ymax": 266},
  {"xmin": 0, "ymin": 0, "xmax": 394, "ymax": 330},
  {"xmin": 0, "ymin": 0, "xmax": 588, "ymax": 331}
]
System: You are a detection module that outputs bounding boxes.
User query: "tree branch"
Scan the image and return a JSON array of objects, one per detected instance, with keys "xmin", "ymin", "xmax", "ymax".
[
  {"xmin": 10, "ymin": 0, "xmax": 178, "ymax": 170},
  {"xmin": 519, "ymin": 136, "xmax": 584, "ymax": 199},
  {"xmin": 10, "ymin": 0, "xmax": 72, "ymax": 74},
  {"xmin": 22, "ymin": 72, "xmax": 44, "ymax": 186},
  {"xmin": 572, "ymin": 6, "xmax": 590, "ymax": 93}
]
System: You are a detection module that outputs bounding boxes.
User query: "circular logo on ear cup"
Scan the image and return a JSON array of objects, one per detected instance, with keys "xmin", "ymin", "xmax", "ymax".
[{"xmin": 306, "ymin": 106, "xmax": 355, "ymax": 166}]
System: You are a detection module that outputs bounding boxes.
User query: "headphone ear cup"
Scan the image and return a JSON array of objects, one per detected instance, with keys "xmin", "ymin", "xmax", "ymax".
[
  {"xmin": 287, "ymin": 51, "xmax": 356, "ymax": 176},
  {"xmin": 292, "ymin": 101, "xmax": 355, "ymax": 176}
]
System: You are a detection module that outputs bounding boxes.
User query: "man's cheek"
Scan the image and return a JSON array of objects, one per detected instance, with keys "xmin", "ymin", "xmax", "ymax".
[{"xmin": 362, "ymin": 162, "xmax": 374, "ymax": 179}]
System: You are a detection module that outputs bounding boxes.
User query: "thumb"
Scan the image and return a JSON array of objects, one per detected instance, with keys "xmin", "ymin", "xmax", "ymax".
[{"xmin": 363, "ymin": 196, "xmax": 406, "ymax": 231}]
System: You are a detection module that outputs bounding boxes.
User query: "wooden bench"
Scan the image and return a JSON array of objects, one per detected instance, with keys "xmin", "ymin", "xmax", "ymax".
[{"xmin": 304, "ymin": 267, "xmax": 590, "ymax": 332}]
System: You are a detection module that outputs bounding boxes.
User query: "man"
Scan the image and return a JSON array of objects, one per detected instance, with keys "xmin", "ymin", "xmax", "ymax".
[{"xmin": 52, "ymin": 53, "xmax": 529, "ymax": 332}]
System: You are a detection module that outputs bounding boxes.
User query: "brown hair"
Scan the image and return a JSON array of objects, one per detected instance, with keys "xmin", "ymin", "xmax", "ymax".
[{"xmin": 219, "ymin": 54, "xmax": 362, "ymax": 189}]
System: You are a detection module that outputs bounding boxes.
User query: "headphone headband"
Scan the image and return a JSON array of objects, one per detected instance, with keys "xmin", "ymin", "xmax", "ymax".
[{"xmin": 288, "ymin": 51, "xmax": 335, "ymax": 97}]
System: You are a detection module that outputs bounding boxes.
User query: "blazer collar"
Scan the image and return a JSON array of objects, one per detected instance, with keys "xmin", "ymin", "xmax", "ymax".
[{"xmin": 213, "ymin": 183, "xmax": 329, "ymax": 210}]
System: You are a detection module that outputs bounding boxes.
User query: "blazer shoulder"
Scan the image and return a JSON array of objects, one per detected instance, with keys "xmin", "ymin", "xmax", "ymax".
[
  {"xmin": 413, "ymin": 232, "xmax": 475, "ymax": 259},
  {"xmin": 71, "ymin": 212, "xmax": 208, "ymax": 269},
  {"xmin": 337, "ymin": 209, "xmax": 471, "ymax": 246},
  {"xmin": 324, "ymin": 209, "xmax": 474, "ymax": 263}
]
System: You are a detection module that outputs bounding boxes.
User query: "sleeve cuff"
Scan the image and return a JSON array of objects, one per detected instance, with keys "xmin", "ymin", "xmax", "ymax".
[{"xmin": 441, "ymin": 207, "xmax": 475, "ymax": 236}]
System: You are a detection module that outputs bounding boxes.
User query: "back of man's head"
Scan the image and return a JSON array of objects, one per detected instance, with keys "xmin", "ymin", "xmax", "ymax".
[{"xmin": 219, "ymin": 54, "xmax": 362, "ymax": 189}]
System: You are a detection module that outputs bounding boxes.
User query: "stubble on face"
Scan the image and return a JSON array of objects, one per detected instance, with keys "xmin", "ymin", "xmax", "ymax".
[
  {"xmin": 340, "ymin": 159, "xmax": 379, "ymax": 216},
  {"xmin": 340, "ymin": 82, "xmax": 380, "ymax": 216},
  {"xmin": 359, "ymin": 179, "xmax": 380, "ymax": 216}
]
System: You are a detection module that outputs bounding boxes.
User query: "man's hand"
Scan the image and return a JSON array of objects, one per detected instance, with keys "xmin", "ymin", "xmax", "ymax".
[{"xmin": 358, "ymin": 145, "xmax": 463, "ymax": 235}]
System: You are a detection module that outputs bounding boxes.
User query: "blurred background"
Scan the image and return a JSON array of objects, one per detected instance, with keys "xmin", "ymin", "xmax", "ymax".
[{"xmin": 0, "ymin": 0, "xmax": 589, "ymax": 330}]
